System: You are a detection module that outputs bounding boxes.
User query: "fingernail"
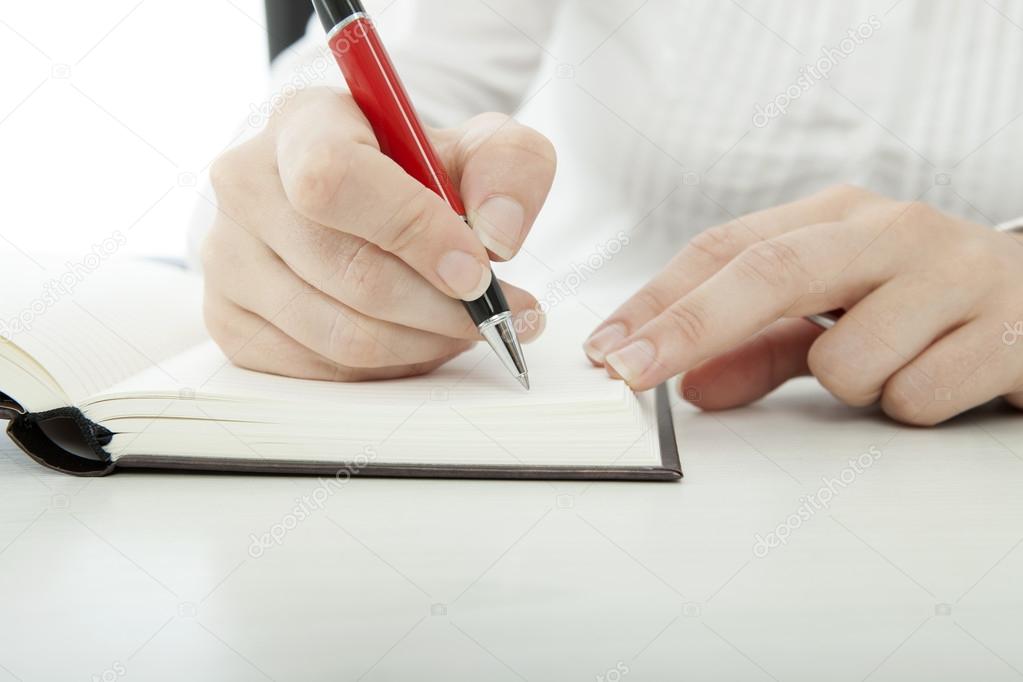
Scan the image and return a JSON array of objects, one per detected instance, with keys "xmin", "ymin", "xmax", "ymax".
[
  {"xmin": 472, "ymin": 196, "xmax": 525, "ymax": 260},
  {"xmin": 605, "ymin": 339, "xmax": 656, "ymax": 385},
  {"xmin": 514, "ymin": 307, "xmax": 546, "ymax": 342},
  {"xmin": 437, "ymin": 250, "xmax": 490, "ymax": 300},
  {"xmin": 583, "ymin": 323, "xmax": 626, "ymax": 363}
]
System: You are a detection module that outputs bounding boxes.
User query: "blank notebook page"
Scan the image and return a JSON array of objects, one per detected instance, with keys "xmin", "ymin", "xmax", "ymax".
[
  {"xmin": 0, "ymin": 258, "xmax": 206, "ymax": 410},
  {"xmin": 85, "ymin": 303, "xmax": 658, "ymax": 467}
]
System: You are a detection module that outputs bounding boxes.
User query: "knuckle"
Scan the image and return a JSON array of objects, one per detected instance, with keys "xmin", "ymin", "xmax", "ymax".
[
  {"xmin": 629, "ymin": 286, "xmax": 671, "ymax": 318},
  {"xmin": 199, "ymin": 223, "xmax": 237, "ymax": 278},
  {"xmin": 890, "ymin": 200, "xmax": 937, "ymax": 232},
  {"xmin": 828, "ymin": 182, "xmax": 873, "ymax": 204},
  {"xmin": 818, "ymin": 183, "xmax": 879, "ymax": 217},
  {"xmin": 338, "ymin": 241, "xmax": 390, "ymax": 304},
  {"xmin": 734, "ymin": 239, "xmax": 804, "ymax": 287},
  {"xmin": 385, "ymin": 189, "xmax": 436, "ymax": 254},
  {"xmin": 535, "ymin": 133, "xmax": 558, "ymax": 168},
  {"xmin": 901, "ymin": 200, "xmax": 936, "ymax": 221},
  {"xmin": 687, "ymin": 222, "xmax": 748, "ymax": 267},
  {"xmin": 209, "ymin": 145, "xmax": 249, "ymax": 204},
  {"xmin": 208, "ymin": 157, "xmax": 232, "ymax": 198},
  {"xmin": 881, "ymin": 372, "xmax": 936, "ymax": 425},
  {"xmin": 662, "ymin": 300, "xmax": 708, "ymax": 345},
  {"xmin": 466, "ymin": 113, "xmax": 557, "ymax": 168},
  {"xmin": 513, "ymin": 127, "xmax": 558, "ymax": 169},
  {"xmin": 326, "ymin": 309, "xmax": 378, "ymax": 366},
  {"xmin": 824, "ymin": 183, "xmax": 868, "ymax": 201},
  {"xmin": 461, "ymin": 112, "xmax": 517, "ymax": 148},
  {"xmin": 807, "ymin": 339, "xmax": 877, "ymax": 407},
  {"xmin": 272, "ymin": 86, "xmax": 330, "ymax": 122},
  {"xmin": 287, "ymin": 143, "xmax": 356, "ymax": 218},
  {"xmin": 508, "ymin": 137, "xmax": 557, "ymax": 175},
  {"xmin": 468, "ymin": 111, "xmax": 513, "ymax": 129}
]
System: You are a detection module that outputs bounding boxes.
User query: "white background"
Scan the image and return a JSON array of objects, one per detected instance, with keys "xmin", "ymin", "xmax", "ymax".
[{"xmin": 0, "ymin": 0, "xmax": 269, "ymax": 261}]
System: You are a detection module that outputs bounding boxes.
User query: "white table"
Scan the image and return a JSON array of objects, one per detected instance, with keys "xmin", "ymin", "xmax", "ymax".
[{"xmin": 2, "ymin": 379, "xmax": 1021, "ymax": 682}]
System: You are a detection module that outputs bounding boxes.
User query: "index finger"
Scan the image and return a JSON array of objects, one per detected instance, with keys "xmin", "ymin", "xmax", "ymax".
[
  {"xmin": 276, "ymin": 92, "xmax": 493, "ymax": 302},
  {"xmin": 604, "ymin": 220, "xmax": 895, "ymax": 390},
  {"xmin": 584, "ymin": 184, "xmax": 876, "ymax": 363}
]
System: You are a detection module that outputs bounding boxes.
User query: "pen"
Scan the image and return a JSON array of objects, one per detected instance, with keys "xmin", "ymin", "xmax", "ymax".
[
  {"xmin": 310, "ymin": 0, "xmax": 530, "ymax": 390},
  {"xmin": 807, "ymin": 311, "xmax": 842, "ymax": 329}
]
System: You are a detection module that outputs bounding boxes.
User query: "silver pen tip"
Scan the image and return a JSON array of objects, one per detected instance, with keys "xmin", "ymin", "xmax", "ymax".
[{"xmin": 478, "ymin": 312, "xmax": 529, "ymax": 389}]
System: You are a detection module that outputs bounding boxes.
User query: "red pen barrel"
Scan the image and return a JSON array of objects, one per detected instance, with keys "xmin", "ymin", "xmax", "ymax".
[
  {"xmin": 312, "ymin": 0, "xmax": 527, "ymax": 384},
  {"xmin": 327, "ymin": 17, "xmax": 467, "ymax": 217}
]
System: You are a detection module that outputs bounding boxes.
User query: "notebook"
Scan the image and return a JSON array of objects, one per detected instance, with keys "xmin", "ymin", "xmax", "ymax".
[{"xmin": 0, "ymin": 256, "xmax": 680, "ymax": 480}]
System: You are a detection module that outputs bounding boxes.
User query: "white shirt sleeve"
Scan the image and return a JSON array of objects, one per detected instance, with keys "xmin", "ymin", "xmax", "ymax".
[
  {"xmin": 276, "ymin": 0, "xmax": 559, "ymax": 124},
  {"xmin": 378, "ymin": 0, "xmax": 560, "ymax": 126},
  {"xmin": 187, "ymin": 0, "xmax": 558, "ymax": 267}
]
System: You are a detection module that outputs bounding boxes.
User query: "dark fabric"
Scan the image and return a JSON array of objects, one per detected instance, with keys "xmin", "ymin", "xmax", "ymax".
[
  {"xmin": 6, "ymin": 408, "xmax": 115, "ymax": 476},
  {"xmin": 265, "ymin": 0, "xmax": 314, "ymax": 63}
]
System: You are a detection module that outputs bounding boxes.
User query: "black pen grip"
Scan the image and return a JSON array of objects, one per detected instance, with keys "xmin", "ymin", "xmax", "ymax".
[{"xmin": 463, "ymin": 272, "xmax": 510, "ymax": 327}]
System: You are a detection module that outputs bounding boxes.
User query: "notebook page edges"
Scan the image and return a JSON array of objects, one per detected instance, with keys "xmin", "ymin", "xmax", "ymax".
[
  {"xmin": 0, "ymin": 257, "xmax": 207, "ymax": 411},
  {"xmin": 82, "ymin": 302, "xmax": 660, "ymax": 467}
]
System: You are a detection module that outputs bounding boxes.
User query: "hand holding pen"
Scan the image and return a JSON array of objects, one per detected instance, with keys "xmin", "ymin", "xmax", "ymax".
[
  {"xmin": 199, "ymin": 23, "xmax": 554, "ymax": 384},
  {"xmin": 313, "ymin": 0, "xmax": 546, "ymax": 387}
]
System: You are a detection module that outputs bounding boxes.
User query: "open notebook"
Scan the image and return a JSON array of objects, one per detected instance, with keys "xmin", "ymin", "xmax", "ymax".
[{"xmin": 0, "ymin": 257, "xmax": 680, "ymax": 480}]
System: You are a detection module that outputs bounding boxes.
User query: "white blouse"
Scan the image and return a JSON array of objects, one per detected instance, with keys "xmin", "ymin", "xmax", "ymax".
[{"xmin": 195, "ymin": 0, "xmax": 1023, "ymax": 297}]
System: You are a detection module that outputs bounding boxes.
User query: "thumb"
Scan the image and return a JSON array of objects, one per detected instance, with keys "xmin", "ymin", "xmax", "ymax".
[
  {"xmin": 680, "ymin": 319, "xmax": 823, "ymax": 410},
  {"xmin": 432, "ymin": 113, "xmax": 557, "ymax": 261}
]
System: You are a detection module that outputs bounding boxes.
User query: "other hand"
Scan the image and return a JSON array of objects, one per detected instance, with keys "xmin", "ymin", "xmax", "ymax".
[{"xmin": 585, "ymin": 185, "xmax": 1023, "ymax": 425}]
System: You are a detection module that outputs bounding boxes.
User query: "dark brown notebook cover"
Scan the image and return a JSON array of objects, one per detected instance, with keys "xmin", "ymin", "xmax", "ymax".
[{"xmin": 1, "ymin": 386, "xmax": 682, "ymax": 481}]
